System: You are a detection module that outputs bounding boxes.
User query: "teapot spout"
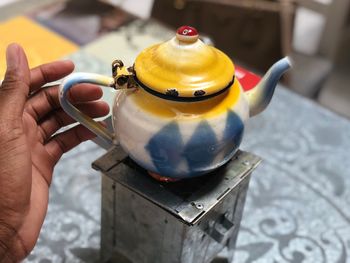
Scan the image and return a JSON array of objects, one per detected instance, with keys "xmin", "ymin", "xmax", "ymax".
[{"xmin": 245, "ymin": 57, "xmax": 291, "ymax": 117}]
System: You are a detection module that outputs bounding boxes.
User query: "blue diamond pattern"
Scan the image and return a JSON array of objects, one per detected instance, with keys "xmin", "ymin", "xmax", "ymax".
[
  {"xmin": 222, "ymin": 110, "xmax": 244, "ymax": 157},
  {"xmin": 183, "ymin": 120, "xmax": 219, "ymax": 174},
  {"xmin": 145, "ymin": 121, "xmax": 184, "ymax": 176},
  {"xmin": 145, "ymin": 111, "xmax": 244, "ymax": 178}
]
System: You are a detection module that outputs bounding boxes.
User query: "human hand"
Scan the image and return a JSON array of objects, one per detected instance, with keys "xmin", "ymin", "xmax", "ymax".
[{"xmin": 0, "ymin": 44, "xmax": 109, "ymax": 262}]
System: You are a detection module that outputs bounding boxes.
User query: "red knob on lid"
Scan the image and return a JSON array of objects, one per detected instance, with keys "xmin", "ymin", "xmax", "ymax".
[
  {"xmin": 177, "ymin": 26, "xmax": 198, "ymax": 36},
  {"xmin": 176, "ymin": 26, "xmax": 199, "ymax": 43}
]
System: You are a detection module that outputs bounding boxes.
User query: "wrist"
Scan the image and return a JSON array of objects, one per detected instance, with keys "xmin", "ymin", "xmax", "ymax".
[
  {"xmin": 0, "ymin": 222, "xmax": 15, "ymax": 262},
  {"xmin": 0, "ymin": 249, "xmax": 15, "ymax": 263},
  {"xmin": 0, "ymin": 221, "xmax": 22, "ymax": 263}
]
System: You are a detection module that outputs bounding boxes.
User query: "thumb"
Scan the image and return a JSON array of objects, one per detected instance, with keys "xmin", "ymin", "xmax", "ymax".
[{"xmin": 0, "ymin": 43, "xmax": 30, "ymax": 119}]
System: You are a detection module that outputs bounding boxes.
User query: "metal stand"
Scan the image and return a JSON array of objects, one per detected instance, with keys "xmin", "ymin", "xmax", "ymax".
[{"xmin": 93, "ymin": 146, "xmax": 261, "ymax": 263}]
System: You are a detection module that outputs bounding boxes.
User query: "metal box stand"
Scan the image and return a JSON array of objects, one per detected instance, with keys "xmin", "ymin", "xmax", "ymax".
[{"xmin": 93, "ymin": 146, "xmax": 261, "ymax": 263}]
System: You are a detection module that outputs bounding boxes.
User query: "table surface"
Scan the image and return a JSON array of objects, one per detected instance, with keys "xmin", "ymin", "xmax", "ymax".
[{"xmin": 18, "ymin": 21, "xmax": 350, "ymax": 263}]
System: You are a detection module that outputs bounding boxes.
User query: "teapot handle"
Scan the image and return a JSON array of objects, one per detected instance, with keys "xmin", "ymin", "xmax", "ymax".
[{"xmin": 59, "ymin": 72, "xmax": 116, "ymax": 146}]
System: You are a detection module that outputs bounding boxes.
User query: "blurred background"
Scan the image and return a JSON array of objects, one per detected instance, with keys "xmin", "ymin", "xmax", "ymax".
[
  {"xmin": 0, "ymin": 0, "xmax": 349, "ymax": 118},
  {"xmin": 1, "ymin": 1, "xmax": 350, "ymax": 262}
]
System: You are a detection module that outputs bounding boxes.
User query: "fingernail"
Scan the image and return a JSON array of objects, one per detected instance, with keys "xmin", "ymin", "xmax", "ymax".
[
  {"xmin": 6, "ymin": 43, "xmax": 20, "ymax": 70},
  {"xmin": 61, "ymin": 59, "xmax": 75, "ymax": 68}
]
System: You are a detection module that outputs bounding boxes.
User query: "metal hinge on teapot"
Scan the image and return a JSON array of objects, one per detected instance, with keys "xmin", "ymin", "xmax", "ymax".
[{"xmin": 111, "ymin": 59, "xmax": 138, "ymax": 90}]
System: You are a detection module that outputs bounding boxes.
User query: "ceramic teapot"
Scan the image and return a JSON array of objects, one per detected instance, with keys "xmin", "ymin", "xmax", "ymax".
[{"xmin": 59, "ymin": 26, "xmax": 291, "ymax": 179}]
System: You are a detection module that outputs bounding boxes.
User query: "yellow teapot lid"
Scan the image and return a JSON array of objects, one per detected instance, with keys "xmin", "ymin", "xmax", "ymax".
[{"xmin": 134, "ymin": 26, "xmax": 235, "ymax": 100}]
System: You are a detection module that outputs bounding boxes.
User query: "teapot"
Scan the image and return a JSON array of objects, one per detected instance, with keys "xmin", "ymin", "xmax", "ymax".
[{"xmin": 59, "ymin": 26, "xmax": 291, "ymax": 179}]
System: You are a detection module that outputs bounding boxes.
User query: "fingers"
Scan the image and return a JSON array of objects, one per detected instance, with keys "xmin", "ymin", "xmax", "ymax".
[
  {"xmin": 30, "ymin": 60, "xmax": 74, "ymax": 93},
  {"xmin": 25, "ymin": 83, "xmax": 104, "ymax": 121},
  {"xmin": 0, "ymin": 44, "xmax": 30, "ymax": 119},
  {"xmin": 45, "ymin": 125, "xmax": 97, "ymax": 165},
  {"xmin": 39, "ymin": 101, "xmax": 109, "ymax": 142}
]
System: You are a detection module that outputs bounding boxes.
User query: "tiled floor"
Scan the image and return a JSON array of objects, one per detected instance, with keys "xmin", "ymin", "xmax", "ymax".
[{"xmin": 318, "ymin": 67, "xmax": 350, "ymax": 118}]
